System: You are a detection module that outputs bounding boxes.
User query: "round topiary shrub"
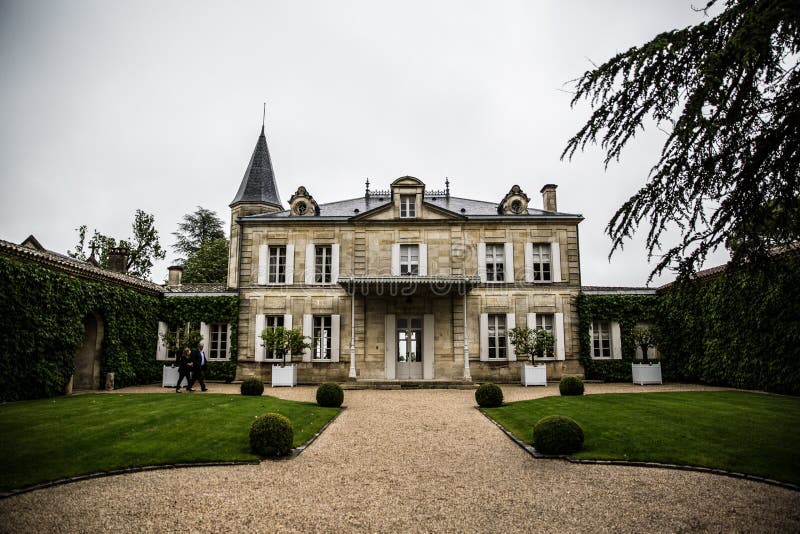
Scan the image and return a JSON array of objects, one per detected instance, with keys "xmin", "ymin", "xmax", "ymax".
[
  {"xmin": 249, "ymin": 412, "xmax": 294, "ymax": 457},
  {"xmin": 240, "ymin": 377, "xmax": 265, "ymax": 396},
  {"xmin": 316, "ymin": 382, "xmax": 344, "ymax": 407},
  {"xmin": 532, "ymin": 415, "xmax": 584, "ymax": 455},
  {"xmin": 559, "ymin": 375, "xmax": 585, "ymax": 396},
  {"xmin": 475, "ymin": 383, "xmax": 503, "ymax": 408}
]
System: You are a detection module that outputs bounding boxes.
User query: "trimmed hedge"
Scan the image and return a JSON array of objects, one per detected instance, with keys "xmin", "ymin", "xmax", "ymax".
[
  {"xmin": 559, "ymin": 376, "xmax": 584, "ymax": 396},
  {"xmin": 475, "ymin": 383, "xmax": 503, "ymax": 408},
  {"xmin": 316, "ymin": 383, "xmax": 344, "ymax": 407},
  {"xmin": 240, "ymin": 377, "xmax": 264, "ymax": 396},
  {"xmin": 532, "ymin": 415, "xmax": 584, "ymax": 455},
  {"xmin": 249, "ymin": 412, "xmax": 294, "ymax": 457},
  {"xmin": 658, "ymin": 256, "xmax": 800, "ymax": 395}
]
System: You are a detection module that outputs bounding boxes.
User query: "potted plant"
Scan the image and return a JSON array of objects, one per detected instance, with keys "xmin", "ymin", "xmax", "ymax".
[
  {"xmin": 630, "ymin": 325, "xmax": 662, "ymax": 385},
  {"xmin": 260, "ymin": 326, "xmax": 310, "ymax": 387},
  {"xmin": 510, "ymin": 326, "xmax": 547, "ymax": 386}
]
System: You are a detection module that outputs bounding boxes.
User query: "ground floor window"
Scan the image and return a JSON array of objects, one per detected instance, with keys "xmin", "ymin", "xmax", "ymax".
[
  {"xmin": 168, "ymin": 322, "xmax": 189, "ymax": 359},
  {"xmin": 488, "ymin": 314, "xmax": 507, "ymax": 359},
  {"xmin": 208, "ymin": 323, "xmax": 229, "ymax": 360},
  {"xmin": 592, "ymin": 320, "xmax": 611, "ymax": 358},
  {"xmin": 534, "ymin": 313, "xmax": 555, "ymax": 358},
  {"xmin": 313, "ymin": 315, "xmax": 332, "ymax": 360},
  {"xmin": 265, "ymin": 315, "xmax": 285, "ymax": 360}
]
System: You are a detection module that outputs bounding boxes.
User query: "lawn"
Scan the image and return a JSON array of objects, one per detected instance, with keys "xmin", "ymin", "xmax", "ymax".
[
  {"xmin": 0, "ymin": 393, "xmax": 339, "ymax": 492},
  {"xmin": 483, "ymin": 391, "xmax": 800, "ymax": 486}
]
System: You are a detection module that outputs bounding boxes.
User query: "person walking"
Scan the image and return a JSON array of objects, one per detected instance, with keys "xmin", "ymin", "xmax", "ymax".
[
  {"xmin": 175, "ymin": 347, "xmax": 192, "ymax": 393},
  {"xmin": 188, "ymin": 341, "xmax": 208, "ymax": 392}
]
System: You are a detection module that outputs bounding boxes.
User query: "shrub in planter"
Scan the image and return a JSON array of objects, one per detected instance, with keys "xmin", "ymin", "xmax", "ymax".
[
  {"xmin": 475, "ymin": 383, "xmax": 503, "ymax": 408},
  {"xmin": 249, "ymin": 412, "xmax": 294, "ymax": 457},
  {"xmin": 532, "ymin": 415, "xmax": 584, "ymax": 455},
  {"xmin": 240, "ymin": 377, "xmax": 265, "ymax": 396},
  {"xmin": 559, "ymin": 376, "xmax": 584, "ymax": 396},
  {"xmin": 316, "ymin": 382, "xmax": 344, "ymax": 407}
]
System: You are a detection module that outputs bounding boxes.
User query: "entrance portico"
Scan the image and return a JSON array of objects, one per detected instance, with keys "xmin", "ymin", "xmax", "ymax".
[{"xmin": 339, "ymin": 275, "xmax": 480, "ymax": 381}]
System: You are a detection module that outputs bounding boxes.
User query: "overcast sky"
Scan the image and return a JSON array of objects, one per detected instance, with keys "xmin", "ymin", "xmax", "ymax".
[{"xmin": 0, "ymin": 0, "xmax": 729, "ymax": 286}]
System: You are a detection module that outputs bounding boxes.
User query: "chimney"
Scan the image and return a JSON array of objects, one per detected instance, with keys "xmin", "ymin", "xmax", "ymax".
[
  {"xmin": 540, "ymin": 184, "xmax": 558, "ymax": 212},
  {"xmin": 167, "ymin": 265, "xmax": 184, "ymax": 288},
  {"xmin": 108, "ymin": 246, "xmax": 129, "ymax": 274}
]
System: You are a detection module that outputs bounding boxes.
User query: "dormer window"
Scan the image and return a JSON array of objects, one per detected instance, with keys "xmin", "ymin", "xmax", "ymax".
[
  {"xmin": 400, "ymin": 195, "xmax": 416, "ymax": 218},
  {"xmin": 511, "ymin": 200, "xmax": 523, "ymax": 214}
]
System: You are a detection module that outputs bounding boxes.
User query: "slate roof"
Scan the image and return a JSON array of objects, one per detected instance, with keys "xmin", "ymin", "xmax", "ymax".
[
  {"xmin": 164, "ymin": 283, "xmax": 235, "ymax": 296},
  {"xmin": 230, "ymin": 126, "xmax": 282, "ymax": 209},
  {"xmin": 581, "ymin": 286, "xmax": 656, "ymax": 295},
  {"xmin": 240, "ymin": 194, "xmax": 582, "ymax": 222},
  {"xmin": 0, "ymin": 238, "xmax": 164, "ymax": 295}
]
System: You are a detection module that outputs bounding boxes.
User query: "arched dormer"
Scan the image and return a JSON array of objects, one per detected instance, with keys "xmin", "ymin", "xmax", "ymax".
[
  {"xmin": 288, "ymin": 186, "xmax": 320, "ymax": 216},
  {"xmin": 498, "ymin": 185, "xmax": 530, "ymax": 215},
  {"xmin": 391, "ymin": 176, "xmax": 425, "ymax": 219}
]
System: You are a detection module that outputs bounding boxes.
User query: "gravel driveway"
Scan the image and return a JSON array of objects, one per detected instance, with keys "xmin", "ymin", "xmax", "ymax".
[{"xmin": 1, "ymin": 383, "xmax": 798, "ymax": 532}]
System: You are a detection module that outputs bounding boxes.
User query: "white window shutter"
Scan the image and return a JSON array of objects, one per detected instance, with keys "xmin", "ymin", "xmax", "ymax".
[
  {"xmin": 331, "ymin": 314, "xmax": 341, "ymax": 362},
  {"xmin": 551, "ymin": 241, "xmax": 562, "ymax": 283},
  {"xmin": 283, "ymin": 314, "xmax": 293, "ymax": 330},
  {"xmin": 200, "ymin": 322, "xmax": 211, "ymax": 348},
  {"xmin": 524, "ymin": 243, "xmax": 534, "ymax": 283},
  {"xmin": 302, "ymin": 314, "xmax": 312, "ymax": 362},
  {"xmin": 555, "ymin": 312, "xmax": 565, "ymax": 360},
  {"xmin": 611, "ymin": 321, "xmax": 622, "ymax": 359},
  {"xmin": 305, "ymin": 243, "xmax": 315, "ymax": 284},
  {"xmin": 258, "ymin": 244, "xmax": 267, "ymax": 285},
  {"xmin": 527, "ymin": 312, "xmax": 536, "ymax": 329},
  {"xmin": 226, "ymin": 323, "xmax": 232, "ymax": 360},
  {"xmin": 419, "ymin": 243, "xmax": 428, "ymax": 276},
  {"xmin": 479, "ymin": 313, "xmax": 489, "ymax": 361},
  {"xmin": 285, "ymin": 244, "xmax": 295, "ymax": 285},
  {"xmin": 506, "ymin": 313, "xmax": 516, "ymax": 361},
  {"xmin": 331, "ymin": 244, "xmax": 340, "ymax": 284},
  {"xmin": 156, "ymin": 321, "xmax": 168, "ymax": 360},
  {"xmin": 391, "ymin": 244, "xmax": 400, "ymax": 276},
  {"xmin": 385, "ymin": 314, "xmax": 396, "ymax": 379},
  {"xmin": 589, "ymin": 322, "xmax": 595, "ymax": 359},
  {"xmin": 477, "ymin": 243, "xmax": 487, "ymax": 282},
  {"xmin": 254, "ymin": 314, "xmax": 265, "ymax": 362},
  {"xmin": 504, "ymin": 243, "xmax": 514, "ymax": 283}
]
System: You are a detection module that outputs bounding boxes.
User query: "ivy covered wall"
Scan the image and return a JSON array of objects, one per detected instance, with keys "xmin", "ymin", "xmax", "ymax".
[
  {"xmin": 576, "ymin": 293, "xmax": 661, "ymax": 382},
  {"xmin": 0, "ymin": 256, "xmax": 162, "ymax": 401},
  {"xmin": 160, "ymin": 296, "xmax": 238, "ymax": 382},
  {"xmin": 658, "ymin": 255, "xmax": 800, "ymax": 395}
]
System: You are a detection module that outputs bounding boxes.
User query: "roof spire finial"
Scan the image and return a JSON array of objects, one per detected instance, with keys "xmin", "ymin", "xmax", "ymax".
[
  {"xmin": 365, "ymin": 178, "xmax": 371, "ymax": 199},
  {"xmin": 445, "ymin": 177, "xmax": 450, "ymax": 198},
  {"xmin": 261, "ymin": 102, "xmax": 266, "ymax": 134}
]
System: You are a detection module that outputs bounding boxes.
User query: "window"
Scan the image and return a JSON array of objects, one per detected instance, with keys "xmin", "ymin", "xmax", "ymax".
[
  {"xmin": 592, "ymin": 320, "xmax": 611, "ymax": 359},
  {"xmin": 264, "ymin": 315, "xmax": 285, "ymax": 360},
  {"xmin": 400, "ymin": 195, "xmax": 416, "ymax": 218},
  {"xmin": 530, "ymin": 244, "xmax": 551, "ymax": 282},
  {"xmin": 485, "ymin": 244, "xmax": 505, "ymax": 282},
  {"xmin": 168, "ymin": 323, "xmax": 189, "ymax": 359},
  {"xmin": 268, "ymin": 246, "xmax": 286, "ymax": 284},
  {"xmin": 313, "ymin": 316, "xmax": 332, "ymax": 360},
  {"xmin": 488, "ymin": 314, "xmax": 507, "ymax": 359},
  {"xmin": 534, "ymin": 313, "xmax": 554, "ymax": 358},
  {"xmin": 315, "ymin": 245, "xmax": 332, "ymax": 284},
  {"xmin": 208, "ymin": 323, "xmax": 229, "ymax": 360},
  {"xmin": 400, "ymin": 244, "xmax": 419, "ymax": 275}
]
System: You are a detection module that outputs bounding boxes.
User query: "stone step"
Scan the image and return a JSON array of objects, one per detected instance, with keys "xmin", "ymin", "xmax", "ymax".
[{"xmin": 341, "ymin": 379, "xmax": 478, "ymax": 390}]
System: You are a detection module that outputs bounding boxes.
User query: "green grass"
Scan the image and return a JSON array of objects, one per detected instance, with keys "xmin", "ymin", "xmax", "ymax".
[
  {"xmin": 483, "ymin": 391, "xmax": 800, "ymax": 485},
  {"xmin": 0, "ymin": 393, "xmax": 339, "ymax": 492}
]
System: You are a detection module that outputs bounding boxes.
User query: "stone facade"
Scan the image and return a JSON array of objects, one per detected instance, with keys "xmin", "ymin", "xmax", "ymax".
[{"xmin": 229, "ymin": 130, "xmax": 584, "ymax": 384}]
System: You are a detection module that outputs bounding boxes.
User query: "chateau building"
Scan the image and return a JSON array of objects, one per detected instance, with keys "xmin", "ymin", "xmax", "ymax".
[{"xmin": 229, "ymin": 125, "xmax": 584, "ymax": 383}]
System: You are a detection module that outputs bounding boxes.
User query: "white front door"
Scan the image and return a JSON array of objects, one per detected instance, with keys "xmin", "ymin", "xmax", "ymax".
[{"xmin": 396, "ymin": 317, "xmax": 423, "ymax": 379}]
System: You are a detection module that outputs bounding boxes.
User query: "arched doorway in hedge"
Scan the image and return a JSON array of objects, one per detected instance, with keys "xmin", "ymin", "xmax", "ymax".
[{"xmin": 73, "ymin": 313, "xmax": 104, "ymax": 390}]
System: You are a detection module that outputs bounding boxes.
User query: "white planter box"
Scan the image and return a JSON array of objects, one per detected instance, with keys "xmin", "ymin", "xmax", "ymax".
[
  {"xmin": 272, "ymin": 364, "xmax": 297, "ymax": 387},
  {"xmin": 632, "ymin": 363, "xmax": 662, "ymax": 385},
  {"xmin": 162, "ymin": 365, "xmax": 189, "ymax": 388},
  {"xmin": 521, "ymin": 364, "xmax": 547, "ymax": 387}
]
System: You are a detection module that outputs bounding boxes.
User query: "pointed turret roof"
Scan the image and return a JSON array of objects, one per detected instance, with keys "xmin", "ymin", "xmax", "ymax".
[{"xmin": 230, "ymin": 125, "xmax": 282, "ymax": 208}]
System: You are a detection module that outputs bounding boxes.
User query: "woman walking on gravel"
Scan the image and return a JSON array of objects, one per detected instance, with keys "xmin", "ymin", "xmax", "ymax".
[{"xmin": 175, "ymin": 347, "xmax": 192, "ymax": 392}]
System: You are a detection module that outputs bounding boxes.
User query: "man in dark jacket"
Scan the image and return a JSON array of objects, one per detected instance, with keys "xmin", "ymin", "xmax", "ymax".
[{"xmin": 188, "ymin": 342, "xmax": 208, "ymax": 392}]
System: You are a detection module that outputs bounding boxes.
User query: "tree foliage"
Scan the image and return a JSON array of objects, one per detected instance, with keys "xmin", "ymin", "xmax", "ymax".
[
  {"xmin": 182, "ymin": 237, "xmax": 229, "ymax": 284},
  {"xmin": 69, "ymin": 209, "xmax": 166, "ymax": 280},
  {"xmin": 172, "ymin": 206, "xmax": 226, "ymax": 261},
  {"xmin": 563, "ymin": 0, "xmax": 800, "ymax": 280}
]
